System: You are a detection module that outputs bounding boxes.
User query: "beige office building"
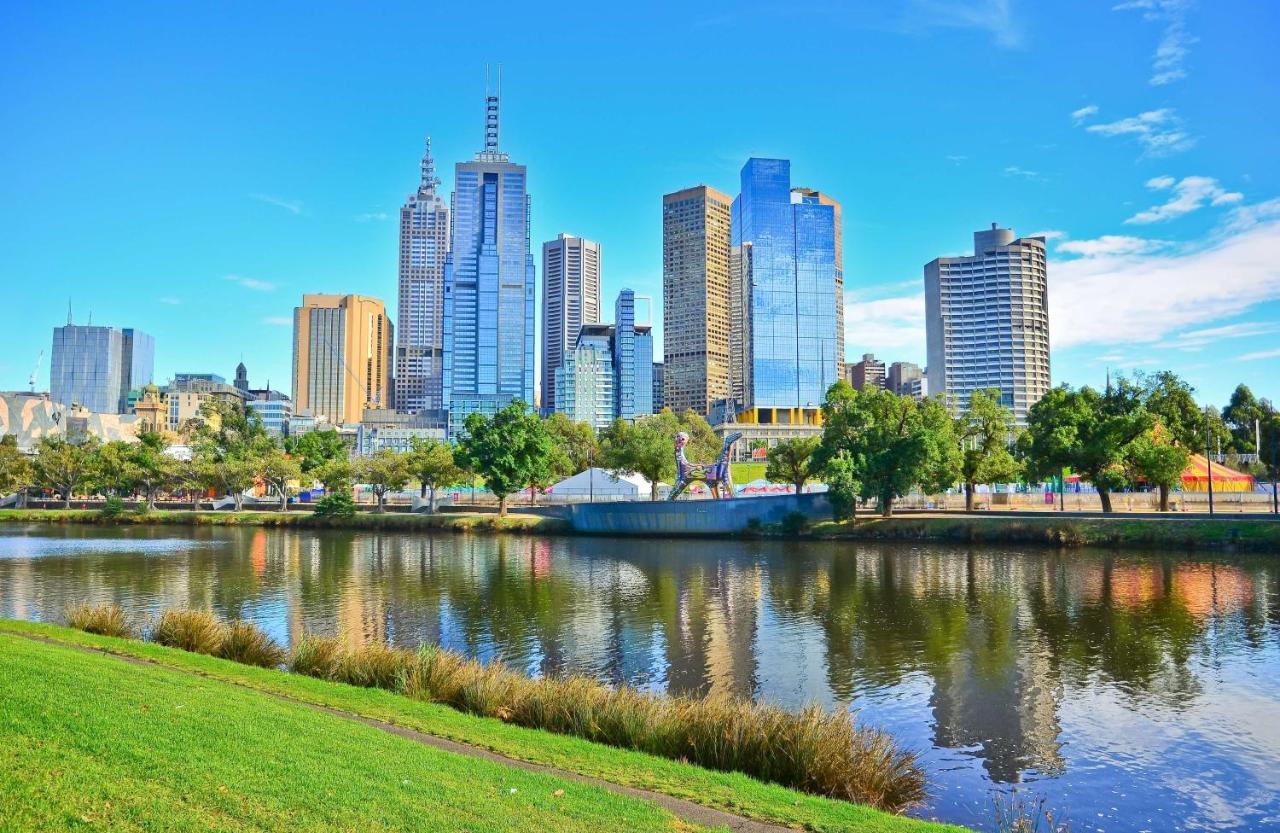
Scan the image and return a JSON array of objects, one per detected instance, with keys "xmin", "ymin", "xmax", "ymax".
[
  {"xmin": 292, "ymin": 294, "xmax": 393, "ymax": 425},
  {"xmin": 662, "ymin": 185, "xmax": 732, "ymax": 416}
]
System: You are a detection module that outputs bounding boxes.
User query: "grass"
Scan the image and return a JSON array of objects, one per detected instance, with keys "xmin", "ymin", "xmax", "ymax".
[
  {"xmin": 65, "ymin": 602, "xmax": 136, "ymax": 639},
  {"xmin": 152, "ymin": 608, "xmax": 227, "ymax": 655},
  {"xmin": 0, "ymin": 629, "xmax": 706, "ymax": 833},
  {"xmin": 218, "ymin": 619, "xmax": 287, "ymax": 668},
  {"xmin": 0, "ymin": 618, "xmax": 964, "ymax": 833}
]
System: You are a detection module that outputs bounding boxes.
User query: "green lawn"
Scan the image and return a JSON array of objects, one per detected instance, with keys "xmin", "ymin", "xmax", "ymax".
[{"xmin": 0, "ymin": 620, "xmax": 965, "ymax": 833}]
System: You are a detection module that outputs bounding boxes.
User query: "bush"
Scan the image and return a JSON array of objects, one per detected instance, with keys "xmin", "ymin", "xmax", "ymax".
[
  {"xmin": 100, "ymin": 497, "xmax": 126, "ymax": 518},
  {"xmin": 780, "ymin": 511, "xmax": 810, "ymax": 534},
  {"xmin": 66, "ymin": 603, "xmax": 137, "ymax": 638},
  {"xmin": 290, "ymin": 634, "xmax": 344, "ymax": 679},
  {"xmin": 313, "ymin": 492, "xmax": 356, "ymax": 519},
  {"xmin": 151, "ymin": 609, "xmax": 226, "ymax": 655},
  {"xmin": 218, "ymin": 620, "xmax": 286, "ymax": 668},
  {"xmin": 334, "ymin": 642, "xmax": 411, "ymax": 690}
]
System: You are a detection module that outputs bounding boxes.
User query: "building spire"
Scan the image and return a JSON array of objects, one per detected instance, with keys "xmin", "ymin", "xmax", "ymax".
[
  {"xmin": 420, "ymin": 136, "xmax": 440, "ymax": 193},
  {"xmin": 484, "ymin": 64, "xmax": 501, "ymax": 153},
  {"xmin": 66, "ymin": 298, "xmax": 72, "ymax": 326}
]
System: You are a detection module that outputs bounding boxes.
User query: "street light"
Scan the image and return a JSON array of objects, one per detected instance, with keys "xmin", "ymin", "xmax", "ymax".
[{"xmin": 1204, "ymin": 406, "xmax": 1215, "ymax": 517}]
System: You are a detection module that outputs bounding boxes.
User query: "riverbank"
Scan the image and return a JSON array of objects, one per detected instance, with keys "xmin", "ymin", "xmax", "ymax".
[
  {"xmin": 0, "ymin": 619, "xmax": 964, "ymax": 833},
  {"xmin": 807, "ymin": 514, "xmax": 1280, "ymax": 553}
]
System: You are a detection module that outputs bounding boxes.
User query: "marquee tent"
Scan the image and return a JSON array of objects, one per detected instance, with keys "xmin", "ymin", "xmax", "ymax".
[
  {"xmin": 1181, "ymin": 454, "xmax": 1255, "ymax": 492},
  {"xmin": 547, "ymin": 468, "xmax": 655, "ymax": 499}
]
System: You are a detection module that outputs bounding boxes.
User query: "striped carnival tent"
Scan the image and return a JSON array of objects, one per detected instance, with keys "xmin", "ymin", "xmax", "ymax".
[{"xmin": 1181, "ymin": 454, "xmax": 1255, "ymax": 492}]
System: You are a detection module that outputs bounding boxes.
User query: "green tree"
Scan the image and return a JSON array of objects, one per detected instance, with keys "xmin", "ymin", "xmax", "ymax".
[
  {"xmin": 1222, "ymin": 384, "xmax": 1264, "ymax": 454},
  {"xmin": 0, "ymin": 436, "xmax": 34, "ymax": 502},
  {"xmin": 404, "ymin": 437, "xmax": 466, "ymax": 512},
  {"xmin": 600, "ymin": 412, "xmax": 679, "ymax": 501},
  {"xmin": 1134, "ymin": 371, "xmax": 1202, "ymax": 447},
  {"xmin": 764, "ymin": 436, "xmax": 820, "ymax": 492},
  {"xmin": 821, "ymin": 450, "xmax": 861, "ymax": 520},
  {"xmin": 1126, "ymin": 429, "xmax": 1191, "ymax": 512},
  {"xmin": 456, "ymin": 401, "xmax": 555, "ymax": 516},
  {"xmin": 1023, "ymin": 385, "xmax": 1151, "ymax": 513},
  {"xmin": 190, "ymin": 398, "xmax": 274, "ymax": 511},
  {"xmin": 543, "ymin": 412, "xmax": 599, "ymax": 480},
  {"xmin": 283, "ymin": 429, "xmax": 348, "ymax": 474},
  {"xmin": 256, "ymin": 448, "xmax": 303, "ymax": 511},
  {"xmin": 956, "ymin": 389, "xmax": 1022, "ymax": 511},
  {"xmin": 312, "ymin": 458, "xmax": 354, "ymax": 493},
  {"xmin": 815, "ymin": 383, "xmax": 961, "ymax": 517},
  {"xmin": 94, "ymin": 440, "xmax": 140, "ymax": 497},
  {"xmin": 34, "ymin": 436, "xmax": 100, "ymax": 509},
  {"xmin": 353, "ymin": 450, "xmax": 410, "ymax": 513},
  {"xmin": 128, "ymin": 432, "xmax": 182, "ymax": 510}
]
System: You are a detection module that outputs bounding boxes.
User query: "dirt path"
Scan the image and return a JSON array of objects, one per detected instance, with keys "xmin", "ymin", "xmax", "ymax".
[{"xmin": 4, "ymin": 629, "xmax": 796, "ymax": 833}]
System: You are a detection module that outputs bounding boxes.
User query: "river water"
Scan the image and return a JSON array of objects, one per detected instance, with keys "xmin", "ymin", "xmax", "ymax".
[{"xmin": 1, "ymin": 523, "xmax": 1277, "ymax": 832}]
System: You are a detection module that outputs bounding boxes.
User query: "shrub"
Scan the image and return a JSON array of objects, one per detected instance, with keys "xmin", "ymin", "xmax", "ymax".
[
  {"xmin": 290, "ymin": 634, "xmax": 344, "ymax": 679},
  {"xmin": 218, "ymin": 620, "xmax": 286, "ymax": 668},
  {"xmin": 151, "ymin": 609, "xmax": 226, "ymax": 655},
  {"xmin": 334, "ymin": 642, "xmax": 411, "ymax": 690},
  {"xmin": 313, "ymin": 491, "xmax": 356, "ymax": 519},
  {"xmin": 780, "ymin": 511, "xmax": 810, "ymax": 534},
  {"xmin": 100, "ymin": 497, "xmax": 126, "ymax": 518},
  {"xmin": 66, "ymin": 603, "xmax": 137, "ymax": 638}
]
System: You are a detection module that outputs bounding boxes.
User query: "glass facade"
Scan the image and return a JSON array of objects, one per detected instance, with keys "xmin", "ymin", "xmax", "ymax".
[
  {"xmin": 396, "ymin": 138, "xmax": 450, "ymax": 415},
  {"xmin": 554, "ymin": 326, "xmax": 615, "ymax": 432},
  {"xmin": 119, "ymin": 328, "xmax": 154, "ymax": 413},
  {"xmin": 50, "ymin": 324, "xmax": 124, "ymax": 414},
  {"xmin": 731, "ymin": 159, "xmax": 840, "ymax": 412},
  {"xmin": 443, "ymin": 107, "xmax": 535, "ymax": 437}
]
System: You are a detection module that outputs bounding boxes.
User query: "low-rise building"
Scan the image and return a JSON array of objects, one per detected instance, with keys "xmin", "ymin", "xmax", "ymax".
[
  {"xmin": 845, "ymin": 353, "xmax": 886, "ymax": 391},
  {"xmin": 356, "ymin": 409, "xmax": 444, "ymax": 455}
]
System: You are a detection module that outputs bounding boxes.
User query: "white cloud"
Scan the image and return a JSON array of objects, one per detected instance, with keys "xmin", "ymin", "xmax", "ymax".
[
  {"xmin": 1171, "ymin": 321, "xmax": 1280, "ymax": 349},
  {"xmin": 1029, "ymin": 229, "xmax": 1067, "ymax": 241},
  {"xmin": 1003, "ymin": 165, "xmax": 1042, "ymax": 180},
  {"xmin": 945, "ymin": 154, "xmax": 968, "ymax": 163},
  {"xmin": 225, "ymin": 274, "xmax": 276, "ymax": 292},
  {"xmin": 261, "ymin": 316, "xmax": 292, "ymax": 327},
  {"xmin": 1057, "ymin": 235, "xmax": 1170, "ymax": 257},
  {"xmin": 1049, "ymin": 217, "xmax": 1280, "ymax": 349},
  {"xmin": 844, "ymin": 292, "xmax": 926, "ymax": 356},
  {"xmin": 158, "ymin": 296, "xmax": 181, "ymax": 306},
  {"xmin": 250, "ymin": 193, "xmax": 304, "ymax": 215},
  {"xmin": 1222, "ymin": 197, "xmax": 1280, "ymax": 233},
  {"xmin": 355, "ymin": 211, "xmax": 389, "ymax": 223},
  {"xmin": 1238, "ymin": 348, "xmax": 1280, "ymax": 362},
  {"xmin": 1070, "ymin": 104, "xmax": 1099, "ymax": 123},
  {"xmin": 1114, "ymin": 0, "xmax": 1196, "ymax": 85},
  {"xmin": 903, "ymin": 0, "xmax": 1024, "ymax": 48},
  {"xmin": 1125, "ymin": 176, "xmax": 1243, "ymax": 224},
  {"xmin": 1084, "ymin": 108, "xmax": 1195, "ymax": 156}
]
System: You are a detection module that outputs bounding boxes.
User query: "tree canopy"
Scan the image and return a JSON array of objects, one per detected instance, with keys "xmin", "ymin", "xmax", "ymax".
[
  {"xmin": 456, "ymin": 401, "xmax": 554, "ymax": 516},
  {"xmin": 956, "ymin": 389, "xmax": 1021, "ymax": 511}
]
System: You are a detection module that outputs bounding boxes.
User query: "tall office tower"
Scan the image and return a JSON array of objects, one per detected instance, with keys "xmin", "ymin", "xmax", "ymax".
[
  {"xmin": 662, "ymin": 185, "xmax": 732, "ymax": 416},
  {"xmin": 553, "ymin": 324, "xmax": 616, "ymax": 432},
  {"xmin": 792, "ymin": 187, "xmax": 843, "ymax": 377},
  {"xmin": 846, "ymin": 353, "xmax": 886, "ymax": 391},
  {"xmin": 925, "ymin": 224, "xmax": 1050, "ymax": 423},
  {"xmin": 118, "ymin": 328, "xmax": 155, "ymax": 412},
  {"xmin": 443, "ymin": 82, "xmax": 535, "ymax": 435},
  {"xmin": 612, "ymin": 289, "xmax": 653, "ymax": 421},
  {"xmin": 730, "ymin": 159, "xmax": 840, "ymax": 424},
  {"xmin": 541, "ymin": 234, "xmax": 600, "ymax": 413},
  {"xmin": 633, "ymin": 325, "xmax": 654, "ymax": 417},
  {"xmin": 395, "ymin": 138, "xmax": 451, "ymax": 415},
  {"xmin": 291, "ymin": 293, "xmax": 393, "ymax": 425},
  {"xmin": 50, "ymin": 318, "xmax": 123, "ymax": 414},
  {"xmin": 887, "ymin": 361, "xmax": 926, "ymax": 398},
  {"xmin": 651, "ymin": 363, "xmax": 664, "ymax": 412}
]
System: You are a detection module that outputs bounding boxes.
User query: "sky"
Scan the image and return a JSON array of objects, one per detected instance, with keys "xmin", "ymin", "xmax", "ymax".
[{"xmin": 2, "ymin": 0, "xmax": 1278, "ymax": 408}]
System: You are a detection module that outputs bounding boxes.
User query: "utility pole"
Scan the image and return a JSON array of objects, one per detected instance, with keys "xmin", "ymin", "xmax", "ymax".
[
  {"xmin": 1272, "ymin": 421, "xmax": 1278, "ymax": 516},
  {"xmin": 1205, "ymin": 407, "xmax": 1215, "ymax": 517}
]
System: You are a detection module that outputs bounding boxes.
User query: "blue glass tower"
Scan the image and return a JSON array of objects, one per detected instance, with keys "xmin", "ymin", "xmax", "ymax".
[
  {"xmin": 731, "ymin": 159, "xmax": 839, "ymax": 417},
  {"xmin": 443, "ymin": 84, "xmax": 535, "ymax": 435}
]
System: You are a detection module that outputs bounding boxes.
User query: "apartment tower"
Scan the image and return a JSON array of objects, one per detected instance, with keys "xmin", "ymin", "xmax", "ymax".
[
  {"xmin": 541, "ymin": 234, "xmax": 600, "ymax": 414},
  {"xmin": 291, "ymin": 293, "xmax": 393, "ymax": 425},
  {"xmin": 662, "ymin": 185, "xmax": 732, "ymax": 416},
  {"xmin": 924, "ymin": 224, "xmax": 1050, "ymax": 423}
]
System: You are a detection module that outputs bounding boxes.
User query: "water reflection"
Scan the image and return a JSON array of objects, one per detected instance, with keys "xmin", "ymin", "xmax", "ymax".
[{"xmin": 1, "ymin": 525, "xmax": 1277, "ymax": 832}]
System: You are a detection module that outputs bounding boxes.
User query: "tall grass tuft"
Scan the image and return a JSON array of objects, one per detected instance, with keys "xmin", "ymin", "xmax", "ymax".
[
  {"xmin": 65, "ymin": 603, "xmax": 137, "ymax": 639},
  {"xmin": 290, "ymin": 634, "xmax": 344, "ymax": 679},
  {"xmin": 217, "ymin": 620, "xmax": 286, "ymax": 668},
  {"xmin": 151, "ymin": 609, "xmax": 226, "ymax": 656},
  {"xmin": 333, "ymin": 642, "xmax": 411, "ymax": 690}
]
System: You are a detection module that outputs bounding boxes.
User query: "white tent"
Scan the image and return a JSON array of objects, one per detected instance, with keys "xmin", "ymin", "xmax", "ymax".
[{"xmin": 548, "ymin": 468, "xmax": 653, "ymax": 500}]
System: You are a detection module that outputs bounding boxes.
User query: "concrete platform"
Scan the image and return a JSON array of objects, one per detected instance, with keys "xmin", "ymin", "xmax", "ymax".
[{"xmin": 567, "ymin": 492, "xmax": 832, "ymax": 536}]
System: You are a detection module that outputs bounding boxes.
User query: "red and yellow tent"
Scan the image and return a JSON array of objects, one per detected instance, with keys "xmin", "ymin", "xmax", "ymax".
[{"xmin": 1181, "ymin": 454, "xmax": 1255, "ymax": 492}]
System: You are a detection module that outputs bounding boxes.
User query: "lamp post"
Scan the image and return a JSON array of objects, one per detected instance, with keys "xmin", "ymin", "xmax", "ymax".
[
  {"xmin": 1205, "ymin": 407, "xmax": 1215, "ymax": 517},
  {"xmin": 1272, "ymin": 419, "xmax": 1278, "ymax": 516}
]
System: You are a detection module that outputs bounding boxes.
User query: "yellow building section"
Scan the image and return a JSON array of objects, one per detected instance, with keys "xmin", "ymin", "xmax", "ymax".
[{"xmin": 734, "ymin": 407, "xmax": 824, "ymax": 426}]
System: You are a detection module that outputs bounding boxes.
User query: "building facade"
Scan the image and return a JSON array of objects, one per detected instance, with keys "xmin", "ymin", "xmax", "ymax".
[
  {"xmin": 613, "ymin": 289, "xmax": 654, "ymax": 420},
  {"xmin": 395, "ymin": 138, "xmax": 451, "ymax": 415},
  {"xmin": 846, "ymin": 353, "xmax": 887, "ymax": 391},
  {"xmin": 887, "ymin": 361, "xmax": 927, "ymax": 399},
  {"xmin": 554, "ymin": 324, "xmax": 616, "ymax": 432},
  {"xmin": 662, "ymin": 185, "xmax": 732, "ymax": 416},
  {"xmin": 541, "ymin": 234, "xmax": 601, "ymax": 414},
  {"xmin": 50, "ymin": 319, "xmax": 138, "ymax": 415},
  {"xmin": 729, "ymin": 158, "xmax": 840, "ymax": 429},
  {"xmin": 651, "ymin": 362, "xmax": 664, "ymax": 412},
  {"xmin": 925, "ymin": 224, "xmax": 1050, "ymax": 423},
  {"xmin": 291, "ymin": 294, "xmax": 393, "ymax": 426},
  {"xmin": 443, "ymin": 88, "xmax": 535, "ymax": 435},
  {"xmin": 118, "ymin": 328, "xmax": 155, "ymax": 412},
  {"xmin": 356, "ymin": 409, "xmax": 445, "ymax": 456}
]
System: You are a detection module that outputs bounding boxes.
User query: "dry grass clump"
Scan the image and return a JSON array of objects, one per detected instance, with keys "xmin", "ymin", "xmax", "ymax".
[
  {"xmin": 290, "ymin": 634, "xmax": 344, "ymax": 679},
  {"xmin": 65, "ymin": 603, "xmax": 138, "ymax": 639},
  {"xmin": 290, "ymin": 635, "xmax": 412, "ymax": 691},
  {"xmin": 151, "ymin": 609, "xmax": 227, "ymax": 656},
  {"xmin": 217, "ymin": 620, "xmax": 286, "ymax": 668}
]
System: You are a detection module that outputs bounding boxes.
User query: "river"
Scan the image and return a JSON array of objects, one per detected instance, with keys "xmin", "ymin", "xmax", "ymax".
[{"xmin": 1, "ymin": 523, "xmax": 1277, "ymax": 832}]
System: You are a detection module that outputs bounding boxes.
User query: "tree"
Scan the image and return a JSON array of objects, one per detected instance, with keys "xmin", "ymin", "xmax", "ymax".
[
  {"xmin": 34, "ymin": 436, "xmax": 100, "ymax": 509},
  {"xmin": 128, "ymin": 432, "xmax": 181, "ymax": 510},
  {"xmin": 822, "ymin": 450, "xmax": 861, "ymax": 520},
  {"xmin": 600, "ymin": 412, "xmax": 678, "ymax": 500},
  {"xmin": 190, "ymin": 399, "xmax": 274, "ymax": 511},
  {"xmin": 815, "ymin": 382, "xmax": 961, "ymax": 518},
  {"xmin": 94, "ymin": 440, "xmax": 140, "ymax": 497},
  {"xmin": 455, "ymin": 401, "xmax": 555, "ymax": 516},
  {"xmin": 283, "ymin": 429, "xmax": 348, "ymax": 474},
  {"xmin": 353, "ymin": 450, "xmax": 410, "ymax": 513},
  {"xmin": 956, "ymin": 389, "xmax": 1022, "ymax": 511},
  {"xmin": 194, "ymin": 454, "xmax": 258, "ymax": 511},
  {"xmin": 312, "ymin": 458, "xmax": 354, "ymax": 493},
  {"xmin": 404, "ymin": 437, "xmax": 466, "ymax": 512},
  {"xmin": 1127, "ymin": 429, "xmax": 1190, "ymax": 512},
  {"xmin": 543, "ymin": 413, "xmax": 599, "ymax": 479},
  {"xmin": 0, "ymin": 436, "xmax": 34, "ymax": 503},
  {"xmin": 256, "ymin": 448, "xmax": 302, "ymax": 511},
  {"xmin": 1022, "ymin": 385, "xmax": 1151, "ymax": 513},
  {"xmin": 1222, "ymin": 384, "xmax": 1264, "ymax": 454},
  {"xmin": 1135, "ymin": 371, "xmax": 1202, "ymax": 448},
  {"xmin": 765, "ymin": 436, "xmax": 820, "ymax": 492}
]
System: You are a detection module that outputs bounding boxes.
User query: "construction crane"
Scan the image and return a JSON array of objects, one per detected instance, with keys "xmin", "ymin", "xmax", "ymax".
[{"xmin": 28, "ymin": 349, "xmax": 43, "ymax": 393}]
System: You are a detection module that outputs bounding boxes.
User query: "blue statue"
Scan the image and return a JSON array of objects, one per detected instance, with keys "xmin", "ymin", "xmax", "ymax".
[{"xmin": 669, "ymin": 431, "xmax": 742, "ymax": 500}]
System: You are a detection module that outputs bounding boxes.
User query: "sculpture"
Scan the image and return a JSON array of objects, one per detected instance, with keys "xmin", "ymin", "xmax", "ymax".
[{"xmin": 669, "ymin": 431, "xmax": 742, "ymax": 500}]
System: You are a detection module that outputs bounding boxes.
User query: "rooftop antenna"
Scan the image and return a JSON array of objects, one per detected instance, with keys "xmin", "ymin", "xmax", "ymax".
[
  {"xmin": 66, "ymin": 299, "xmax": 73, "ymax": 326},
  {"xmin": 484, "ymin": 64, "xmax": 501, "ymax": 152},
  {"xmin": 420, "ymin": 136, "xmax": 440, "ymax": 192}
]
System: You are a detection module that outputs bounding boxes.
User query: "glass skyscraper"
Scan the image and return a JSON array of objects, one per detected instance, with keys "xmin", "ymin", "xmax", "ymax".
[
  {"xmin": 730, "ymin": 158, "xmax": 840, "ymax": 419},
  {"xmin": 443, "ymin": 88, "xmax": 535, "ymax": 435},
  {"xmin": 50, "ymin": 317, "xmax": 153, "ymax": 415},
  {"xmin": 119, "ymin": 328, "xmax": 155, "ymax": 412},
  {"xmin": 395, "ymin": 138, "xmax": 450, "ymax": 416}
]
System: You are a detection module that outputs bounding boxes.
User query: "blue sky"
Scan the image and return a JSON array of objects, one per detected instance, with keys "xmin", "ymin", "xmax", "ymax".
[{"xmin": 3, "ymin": 0, "xmax": 1278, "ymax": 408}]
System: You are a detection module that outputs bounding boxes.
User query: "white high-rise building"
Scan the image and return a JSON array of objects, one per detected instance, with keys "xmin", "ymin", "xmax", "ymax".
[
  {"xmin": 924, "ymin": 224, "xmax": 1050, "ymax": 424},
  {"xmin": 541, "ymin": 234, "xmax": 601, "ymax": 414},
  {"xmin": 395, "ymin": 138, "xmax": 450, "ymax": 415}
]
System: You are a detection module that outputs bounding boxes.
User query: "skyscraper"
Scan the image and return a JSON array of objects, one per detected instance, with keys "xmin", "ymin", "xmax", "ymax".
[
  {"xmin": 925, "ymin": 224, "xmax": 1050, "ymax": 423},
  {"xmin": 118, "ymin": 328, "xmax": 155, "ymax": 412},
  {"xmin": 662, "ymin": 185, "xmax": 732, "ymax": 416},
  {"xmin": 730, "ymin": 158, "xmax": 840, "ymax": 422},
  {"xmin": 291, "ymin": 293, "xmax": 393, "ymax": 425},
  {"xmin": 612, "ymin": 289, "xmax": 653, "ymax": 421},
  {"xmin": 395, "ymin": 138, "xmax": 450, "ymax": 416},
  {"xmin": 554, "ymin": 324, "xmax": 615, "ymax": 432},
  {"xmin": 541, "ymin": 233, "xmax": 600, "ymax": 414},
  {"xmin": 50, "ymin": 314, "xmax": 153, "ymax": 415},
  {"xmin": 443, "ymin": 81, "xmax": 535, "ymax": 435}
]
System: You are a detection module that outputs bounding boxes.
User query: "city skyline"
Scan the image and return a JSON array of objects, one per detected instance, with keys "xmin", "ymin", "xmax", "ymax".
[{"xmin": 3, "ymin": 1, "xmax": 1278, "ymax": 408}]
